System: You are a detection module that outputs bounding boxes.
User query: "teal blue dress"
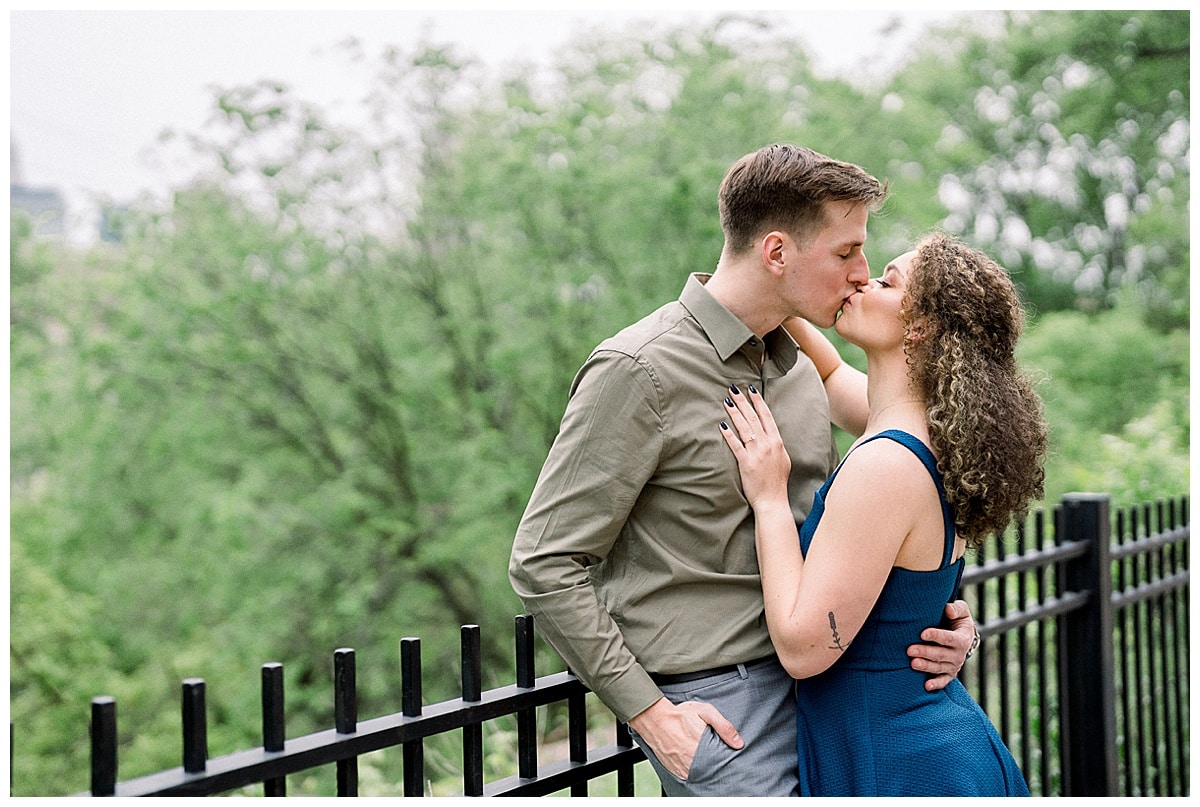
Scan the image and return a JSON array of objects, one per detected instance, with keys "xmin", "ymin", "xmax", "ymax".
[{"xmin": 794, "ymin": 429, "xmax": 1030, "ymax": 796}]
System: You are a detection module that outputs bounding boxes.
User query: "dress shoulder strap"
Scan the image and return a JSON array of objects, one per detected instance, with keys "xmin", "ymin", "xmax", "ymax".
[{"xmin": 847, "ymin": 429, "xmax": 957, "ymax": 569}]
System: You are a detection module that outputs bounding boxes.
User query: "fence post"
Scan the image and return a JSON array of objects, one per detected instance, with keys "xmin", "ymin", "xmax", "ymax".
[
  {"xmin": 401, "ymin": 637, "xmax": 425, "ymax": 797},
  {"xmin": 261, "ymin": 663, "xmax": 286, "ymax": 797},
  {"xmin": 89, "ymin": 697, "xmax": 117, "ymax": 796},
  {"xmin": 515, "ymin": 615, "xmax": 538, "ymax": 780},
  {"xmin": 334, "ymin": 648, "xmax": 358, "ymax": 796},
  {"xmin": 181, "ymin": 679, "xmax": 208, "ymax": 774},
  {"xmin": 461, "ymin": 625, "xmax": 484, "ymax": 797},
  {"xmin": 1058, "ymin": 493, "xmax": 1117, "ymax": 796}
]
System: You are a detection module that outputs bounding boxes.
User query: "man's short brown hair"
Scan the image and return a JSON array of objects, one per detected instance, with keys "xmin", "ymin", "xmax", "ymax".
[{"xmin": 718, "ymin": 144, "xmax": 888, "ymax": 254}]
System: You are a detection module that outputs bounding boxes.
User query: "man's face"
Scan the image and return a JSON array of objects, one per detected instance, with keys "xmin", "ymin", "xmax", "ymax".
[{"xmin": 785, "ymin": 200, "xmax": 871, "ymax": 328}]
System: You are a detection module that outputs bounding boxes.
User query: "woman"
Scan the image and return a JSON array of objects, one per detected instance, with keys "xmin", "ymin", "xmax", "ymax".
[{"xmin": 719, "ymin": 233, "xmax": 1046, "ymax": 796}]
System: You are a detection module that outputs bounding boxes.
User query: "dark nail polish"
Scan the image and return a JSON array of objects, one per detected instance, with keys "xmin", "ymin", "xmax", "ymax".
[
  {"xmin": 730, "ymin": 384, "xmax": 740, "ymax": 395},
  {"xmin": 720, "ymin": 421, "xmax": 729, "ymax": 430},
  {"xmin": 724, "ymin": 397, "xmax": 734, "ymax": 408},
  {"xmin": 748, "ymin": 384, "xmax": 758, "ymax": 395}
]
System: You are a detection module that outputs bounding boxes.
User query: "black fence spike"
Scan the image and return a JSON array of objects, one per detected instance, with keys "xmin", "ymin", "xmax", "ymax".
[
  {"xmin": 400, "ymin": 637, "xmax": 425, "ymax": 797},
  {"xmin": 261, "ymin": 663, "xmax": 286, "ymax": 796},
  {"xmin": 515, "ymin": 615, "xmax": 538, "ymax": 780},
  {"xmin": 515, "ymin": 614, "xmax": 535, "ymax": 689},
  {"xmin": 89, "ymin": 696, "xmax": 117, "ymax": 796},
  {"xmin": 461, "ymin": 625, "xmax": 484, "ymax": 796},
  {"xmin": 181, "ymin": 679, "xmax": 207, "ymax": 774},
  {"xmin": 333, "ymin": 648, "xmax": 358, "ymax": 795}
]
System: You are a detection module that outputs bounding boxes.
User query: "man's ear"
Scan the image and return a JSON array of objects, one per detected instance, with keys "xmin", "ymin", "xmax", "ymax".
[{"xmin": 760, "ymin": 231, "xmax": 788, "ymax": 277}]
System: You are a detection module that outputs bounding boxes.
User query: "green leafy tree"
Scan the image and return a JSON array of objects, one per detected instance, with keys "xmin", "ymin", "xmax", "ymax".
[
  {"xmin": 1018, "ymin": 301, "xmax": 1189, "ymax": 507},
  {"xmin": 887, "ymin": 10, "xmax": 1189, "ymax": 323}
]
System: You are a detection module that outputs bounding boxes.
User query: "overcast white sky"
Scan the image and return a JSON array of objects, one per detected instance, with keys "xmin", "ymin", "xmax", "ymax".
[{"xmin": 9, "ymin": 7, "xmax": 968, "ymax": 234}]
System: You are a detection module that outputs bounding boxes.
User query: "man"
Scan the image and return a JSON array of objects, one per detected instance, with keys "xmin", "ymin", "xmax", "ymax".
[{"xmin": 509, "ymin": 145, "xmax": 975, "ymax": 796}]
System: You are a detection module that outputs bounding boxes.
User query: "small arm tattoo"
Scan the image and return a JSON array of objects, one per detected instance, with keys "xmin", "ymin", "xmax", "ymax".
[{"xmin": 828, "ymin": 611, "xmax": 851, "ymax": 652}]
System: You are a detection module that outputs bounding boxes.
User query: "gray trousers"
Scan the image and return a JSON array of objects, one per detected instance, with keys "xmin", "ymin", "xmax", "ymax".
[{"xmin": 629, "ymin": 657, "xmax": 799, "ymax": 797}]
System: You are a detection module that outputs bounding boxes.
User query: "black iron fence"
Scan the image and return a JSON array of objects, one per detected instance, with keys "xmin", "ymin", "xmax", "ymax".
[
  {"xmin": 959, "ymin": 492, "xmax": 1190, "ymax": 797},
  {"xmin": 58, "ymin": 492, "xmax": 1189, "ymax": 796}
]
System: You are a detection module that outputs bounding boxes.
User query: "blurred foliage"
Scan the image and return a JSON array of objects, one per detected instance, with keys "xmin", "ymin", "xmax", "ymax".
[
  {"xmin": 891, "ymin": 10, "xmax": 1189, "ymax": 325},
  {"xmin": 9, "ymin": 10, "xmax": 1188, "ymax": 796},
  {"xmin": 1017, "ymin": 299, "xmax": 1190, "ymax": 507}
]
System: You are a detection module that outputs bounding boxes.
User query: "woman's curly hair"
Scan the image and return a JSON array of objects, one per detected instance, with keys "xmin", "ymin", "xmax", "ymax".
[{"xmin": 901, "ymin": 233, "xmax": 1049, "ymax": 549}]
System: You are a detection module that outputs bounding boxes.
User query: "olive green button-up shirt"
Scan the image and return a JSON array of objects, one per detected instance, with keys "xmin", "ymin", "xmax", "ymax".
[{"xmin": 508, "ymin": 273, "xmax": 837, "ymax": 723}]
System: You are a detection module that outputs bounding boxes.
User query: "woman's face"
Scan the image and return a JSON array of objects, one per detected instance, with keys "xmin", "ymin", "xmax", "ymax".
[{"xmin": 833, "ymin": 249, "xmax": 915, "ymax": 351}]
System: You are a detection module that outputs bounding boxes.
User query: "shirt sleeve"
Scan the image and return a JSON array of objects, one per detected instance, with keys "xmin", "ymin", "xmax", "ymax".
[{"xmin": 508, "ymin": 349, "xmax": 665, "ymax": 722}]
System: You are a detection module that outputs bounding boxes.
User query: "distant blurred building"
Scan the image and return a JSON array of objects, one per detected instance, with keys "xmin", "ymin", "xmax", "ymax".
[
  {"xmin": 10, "ymin": 140, "xmax": 66, "ymax": 238},
  {"xmin": 99, "ymin": 204, "xmax": 130, "ymax": 243},
  {"xmin": 11, "ymin": 183, "xmax": 66, "ymax": 238}
]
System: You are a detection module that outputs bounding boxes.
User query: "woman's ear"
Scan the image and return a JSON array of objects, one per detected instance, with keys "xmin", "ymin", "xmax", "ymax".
[{"xmin": 904, "ymin": 319, "xmax": 928, "ymax": 349}]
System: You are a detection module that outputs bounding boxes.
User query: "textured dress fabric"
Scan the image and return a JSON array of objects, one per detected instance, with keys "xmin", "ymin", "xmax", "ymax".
[{"xmin": 794, "ymin": 429, "xmax": 1031, "ymax": 796}]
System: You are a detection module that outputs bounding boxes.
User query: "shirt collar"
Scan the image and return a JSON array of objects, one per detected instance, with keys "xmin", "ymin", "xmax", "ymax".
[{"xmin": 679, "ymin": 273, "xmax": 798, "ymax": 375}]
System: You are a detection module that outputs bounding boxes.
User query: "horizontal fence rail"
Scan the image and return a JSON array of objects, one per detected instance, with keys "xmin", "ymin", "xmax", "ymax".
[{"xmin": 37, "ymin": 492, "xmax": 1187, "ymax": 797}]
